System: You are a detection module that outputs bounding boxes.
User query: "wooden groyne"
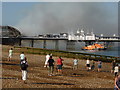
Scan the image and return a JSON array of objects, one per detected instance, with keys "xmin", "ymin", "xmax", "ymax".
[{"xmin": 12, "ymin": 46, "xmax": 120, "ymax": 63}]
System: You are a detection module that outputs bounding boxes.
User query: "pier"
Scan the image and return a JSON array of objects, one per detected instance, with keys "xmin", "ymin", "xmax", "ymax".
[
  {"xmin": 1, "ymin": 26, "xmax": 120, "ymax": 49},
  {"xmin": 1, "ymin": 36, "xmax": 120, "ymax": 50}
]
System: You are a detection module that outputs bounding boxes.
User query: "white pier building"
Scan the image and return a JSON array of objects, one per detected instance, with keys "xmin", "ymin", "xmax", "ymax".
[{"xmin": 68, "ymin": 28, "xmax": 96, "ymax": 40}]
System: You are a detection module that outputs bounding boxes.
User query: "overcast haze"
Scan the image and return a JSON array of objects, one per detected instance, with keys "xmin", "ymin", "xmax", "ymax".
[{"xmin": 2, "ymin": 2, "xmax": 118, "ymax": 36}]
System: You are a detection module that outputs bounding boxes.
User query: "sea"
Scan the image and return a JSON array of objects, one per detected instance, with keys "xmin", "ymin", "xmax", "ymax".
[{"xmin": 20, "ymin": 40, "xmax": 120, "ymax": 57}]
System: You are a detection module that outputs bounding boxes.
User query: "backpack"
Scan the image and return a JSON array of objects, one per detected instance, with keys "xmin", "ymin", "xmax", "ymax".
[{"xmin": 21, "ymin": 61, "xmax": 28, "ymax": 70}]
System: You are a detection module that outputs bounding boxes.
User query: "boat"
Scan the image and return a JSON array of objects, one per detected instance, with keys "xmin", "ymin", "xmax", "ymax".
[{"xmin": 81, "ymin": 43, "xmax": 107, "ymax": 50}]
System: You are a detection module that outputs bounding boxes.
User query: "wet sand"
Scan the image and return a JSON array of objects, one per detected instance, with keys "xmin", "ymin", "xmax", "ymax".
[{"xmin": 2, "ymin": 45, "xmax": 114, "ymax": 88}]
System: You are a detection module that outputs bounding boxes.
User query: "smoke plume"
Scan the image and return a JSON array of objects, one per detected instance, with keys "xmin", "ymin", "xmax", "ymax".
[{"xmin": 15, "ymin": 2, "xmax": 118, "ymax": 36}]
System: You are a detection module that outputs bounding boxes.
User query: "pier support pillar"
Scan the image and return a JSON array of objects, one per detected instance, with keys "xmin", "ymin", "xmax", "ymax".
[
  {"xmin": 31, "ymin": 40, "xmax": 34, "ymax": 47},
  {"xmin": 66, "ymin": 40, "xmax": 75, "ymax": 50},
  {"xmin": 55, "ymin": 40, "xmax": 59, "ymax": 50},
  {"xmin": 19, "ymin": 39, "xmax": 22, "ymax": 46},
  {"xmin": 43, "ymin": 40, "xmax": 46, "ymax": 49}
]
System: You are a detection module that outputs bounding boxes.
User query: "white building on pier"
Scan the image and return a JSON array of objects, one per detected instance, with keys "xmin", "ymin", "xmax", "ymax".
[{"xmin": 68, "ymin": 28, "xmax": 96, "ymax": 40}]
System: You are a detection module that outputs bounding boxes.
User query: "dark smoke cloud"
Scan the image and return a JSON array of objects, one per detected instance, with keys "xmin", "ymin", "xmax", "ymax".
[{"xmin": 16, "ymin": 2, "xmax": 118, "ymax": 36}]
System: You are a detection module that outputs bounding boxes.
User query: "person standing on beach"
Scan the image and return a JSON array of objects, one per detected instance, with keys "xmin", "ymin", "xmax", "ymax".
[
  {"xmin": 57, "ymin": 56, "xmax": 64, "ymax": 75},
  {"xmin": 98, "ymin": 61, "xmax": 102, "ymax": 72},
  {"xmin": 86, "ymin": 59, "xmax": 90, "ymax": 71},
  {"xmin": 20, "ymin": 52, "xmax": 25, "ymax": 63},
  {"xmin": 111, "ymin": 60, "xmax": 116, "ymax": 73},
  {"xmin": 114, "ymin": 74, "xmax": 120, "ymax": 90},
  {"xmin": 114, "ymin": 64, "xmax": 119, "ymax": 77},
  {"xmin": 47, "ymin": 56, "xmax": 54, "ymax": 76},
  {"xmin": 73, "ymin": 58, "xmax": 78, "ymax": 70},
  {"xmin": 44, "ymin": 54, "xmax": 50, "ymax": 68},
  {"xmin": 8, "ymin": 48, "xmax": 13, "ymax": 61},
  {"xmin": 20, "ymin": 57, "xmax": 28, "ymax": 84}
]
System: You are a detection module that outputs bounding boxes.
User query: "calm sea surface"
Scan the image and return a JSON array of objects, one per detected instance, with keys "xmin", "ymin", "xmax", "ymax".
[{"xmin": 20, "ymin": 40, "xmax": 120, "ymax": 57}]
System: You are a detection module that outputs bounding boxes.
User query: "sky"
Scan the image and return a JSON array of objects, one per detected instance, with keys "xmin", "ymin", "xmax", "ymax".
[{"xmin": 2, "ymin": 1, "xmax": 118, "ymax": 36}]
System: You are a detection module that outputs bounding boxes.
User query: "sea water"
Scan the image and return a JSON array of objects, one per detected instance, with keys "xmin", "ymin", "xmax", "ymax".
[{"xmin": 20, "ymin": 40, "xmax": 120, "ymax": 57}]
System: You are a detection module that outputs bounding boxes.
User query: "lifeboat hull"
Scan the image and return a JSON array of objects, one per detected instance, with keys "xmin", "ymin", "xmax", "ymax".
[{"xmin": 81, "ymin": 44, "xmax": 107, "ymax": 50}]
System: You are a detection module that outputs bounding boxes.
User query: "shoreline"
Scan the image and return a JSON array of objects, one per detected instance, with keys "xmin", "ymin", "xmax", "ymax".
[{"xmin": 8, "ymin": 45, "xmax": 120, "ymax": 63}]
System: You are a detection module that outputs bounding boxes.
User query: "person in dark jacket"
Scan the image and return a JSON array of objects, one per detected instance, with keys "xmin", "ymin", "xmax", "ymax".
[
  {"xmin": 48, "ymin": 56, "xmax": 54, "ymax": 76},
  {"xmin": 20, "ymin": 57, "xmax": 28, "ymax": 84}
]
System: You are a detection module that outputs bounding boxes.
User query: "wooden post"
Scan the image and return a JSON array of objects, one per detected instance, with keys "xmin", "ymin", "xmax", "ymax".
[
  {"xmin": 19, "ymin": 38, "xmax": 21, "ymax": 46},
  {"xmin": 66, "ymin": 40, "xmax": 75, "ymax": 50},
  {"xmin": 31, "ymin": 40, "xmax": 34, "ymax": 47}
]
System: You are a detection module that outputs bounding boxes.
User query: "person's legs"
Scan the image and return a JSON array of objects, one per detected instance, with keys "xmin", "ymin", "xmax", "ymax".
[
  {"xmin": 57, "ymin": 69, "xmax": 60, "ymax": 74},
  {"xmin": 8, "ymin": 55, "xmax": 11, "ymax": 61},
  {"xmin": 115, "ymin": 72, "xmax": 118, "ymax": 77},
  {"xmin": 75, "ymin": 65, "xmax": 78, "ymax": 70},
  {"xmin": 98, "ymin": 65, "xmax": 101, "ymax": 72},
  {"xmin": 98, "ymin": 68, "xmax": 100, "ymax": 72},
  {"xmin": 51, "ymin": 66, "xmax": 54, "ymax": 75},
  {"xmin": 57, "ymin": 65, "xmax": 60, "ymax": 74},
  {"xmin": 22, "ymin": 70, "xmax": 26, "ymax": 83},
  {"xmin": 57, "ymin": 65, "xmax": 63, "ymax": 74},
  {"xmin": 44, "ymin": 60, "xmax": 48, "ymax": 67},
  {"xmin": 58, "ymin": 69, "xmax": 62, "ymax": 74},
  {"xmin": 73, "ymin": 65, "xmax": 75, "ymax": 70},
  {"xmin": 44, "ymin": 64, "xmax": 48, "ymax": 67},
  {"xmin": 8, "ymin": 57, "xmax": 10, "ymax": 61},
  {"xmin": 59, "ymin": 65, "xmax": 62, "ymax": 74},
  {"xmin": 44, "ymin": 62, "xmax": 48, "ymax": 67},
  {"xmin": 91, "ymin": 65, "xmax": 95, "ymax": 71},
  {"xmin": 76, "ymin": 65, "xmax": 78, "ymax": 69},
  {"xmin": 98, "ymin": 65, "xmax": 99, "ymax": 72},
  {"xmin": 111, "ymin": 67, "xmax": 114, "ymax": 73},
  {"xmin": 22, "ymin": 70, "xmax": 27, "ymax": 83},
  {"xmin": 98, "ymin": 68, "xmax": 101, "ymax": 72},
  {"xmin": 86, "ymin": 64, "xmax": 90, "ymax": 71},
  {"xmin": 48, "ymin": 66, "xmax": 51, "ymax": 75},
  {"xmin": 48, "ymin": 66, "xmax": 54, "ymax": 76},
  {"xmin": 22, "ymin": 70, "xmax": 24, "ymax": 80}
]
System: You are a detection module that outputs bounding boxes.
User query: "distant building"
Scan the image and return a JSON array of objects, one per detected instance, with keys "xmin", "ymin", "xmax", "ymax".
[
  {"xmin": 85, "ymin": 31, "xmax": 95, "ymax": 40},
  {"xmin": 68, "ymin": 28, "xmax": 96, "ymax": 40}
]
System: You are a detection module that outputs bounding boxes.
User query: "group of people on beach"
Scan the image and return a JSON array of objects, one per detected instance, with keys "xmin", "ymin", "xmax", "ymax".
[
  {"xmin": 85, "ymin": 59, "xmax": 102, "ymax": 72},
  {"xmin": 44, "ymin": 54, "xmax": 103, "ymax": 76},
  {"xmin": 44, "ymin": 54, "xmax": 63, "ymax": 76},
  {"xmin": 7, "ymin": 48, "xmax": 120, "ymax": 89},
  {"xmin": 8, "ymin": 48, "xmax": 28, "ymax": 84}
]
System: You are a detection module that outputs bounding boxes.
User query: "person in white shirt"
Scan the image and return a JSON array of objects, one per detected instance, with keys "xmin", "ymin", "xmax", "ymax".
[
  {"xmin": 114, "ymin": 64, "xmax": 119, "ymax": 77},
  {"xmin": 20, "ymin": 52, "xmax": 25, "ymax": 61},
  {"xmin": 44, "ymin": 54, "xmax": 50, "ymax": 67},
  {"xmin": 73, "ymin": 58, "xmax": 78, "ymax": 70},
  {"xmin": 86, "ymin": 59, "xmax": 90, "ymax": 71},
  {"xmin": 8, "ymin": 48, "xmax": 13, "ymax": 61}
]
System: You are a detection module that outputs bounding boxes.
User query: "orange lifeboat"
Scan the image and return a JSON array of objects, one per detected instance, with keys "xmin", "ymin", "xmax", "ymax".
[{"xmin": 81, "ymin": 43, "xmax": 107, "ymax": 50}]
